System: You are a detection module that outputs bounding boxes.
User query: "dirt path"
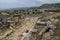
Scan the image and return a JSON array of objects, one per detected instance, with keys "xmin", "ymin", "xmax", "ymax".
[
  {"xmin": 2, "ymin": 17, "xmax": 38, "ymax": 40},
  {"xmin": 12, "ymin": 17, "xmax": 38, "ymax": 40}
]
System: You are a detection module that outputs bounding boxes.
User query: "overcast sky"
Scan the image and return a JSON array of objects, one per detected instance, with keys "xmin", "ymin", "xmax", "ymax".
[
  {"xmin": 0, "ymin": 0, "xmax": 60, "ymax": 9},
  {"xmin": 38, "ymin": 0, "xmax": 60, "ymax": 3}
]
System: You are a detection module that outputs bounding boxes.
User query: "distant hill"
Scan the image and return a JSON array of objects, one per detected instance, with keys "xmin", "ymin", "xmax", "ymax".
[
  {"xmin": 0, "ymin": 6, "xmax": 40, "ymax": 10},
  {"xmin": 39, "ymin": 3, "xmax": 60, "ymax": 9},
  {"xmin": 1, "ymin": 3, "xmax": 60, "ymax": 10}
]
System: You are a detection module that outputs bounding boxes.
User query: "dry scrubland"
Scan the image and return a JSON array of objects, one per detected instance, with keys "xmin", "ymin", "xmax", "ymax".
[
  {"xmin": 0, "ymin": 3, "xmax": 60, "ymax": 40},
  {"xmin": 0, "ymin": 17, "xmax": 39, "ymax": 40}
]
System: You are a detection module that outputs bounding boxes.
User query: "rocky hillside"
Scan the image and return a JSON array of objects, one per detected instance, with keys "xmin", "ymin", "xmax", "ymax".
[{"xmin": 39, "ymin": 3, "xmax": 60, "ymax": 9}]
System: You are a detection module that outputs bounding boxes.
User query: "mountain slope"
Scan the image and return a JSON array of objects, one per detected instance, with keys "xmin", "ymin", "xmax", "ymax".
[{"xmin": 39, "ymin": 3, "xmax": 60, "ymax": 9}]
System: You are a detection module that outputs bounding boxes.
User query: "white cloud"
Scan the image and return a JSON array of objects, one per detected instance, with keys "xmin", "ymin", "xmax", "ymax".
[
  {"xmin": 37, "ymin": 0, "xmax": 60, "ymax": 3},
  {"xmin": 0, "ymin": 0, "xmax": 19, "ymax": 3},
  {"xmin": 0, "ymin": 0, "xmax": 60, "ymax": 9},
  {"xmin": 0, "ymin": 0, "xmax": 43, "ymax": 9}
]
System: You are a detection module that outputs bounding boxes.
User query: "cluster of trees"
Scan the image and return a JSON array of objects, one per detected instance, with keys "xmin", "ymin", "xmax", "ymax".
[
  {"xmin": 0, "ymin": 9, "xmax": 43, "ymax": 16},
  {"xmin": 45, "ymin": 10, "xmax": 60, "ymax": 12}
]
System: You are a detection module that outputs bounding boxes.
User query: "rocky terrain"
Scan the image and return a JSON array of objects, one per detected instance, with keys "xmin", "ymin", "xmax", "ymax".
[{"xmin": 0, "ymin": 3, "xmax": 60, "ymax": 40}]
